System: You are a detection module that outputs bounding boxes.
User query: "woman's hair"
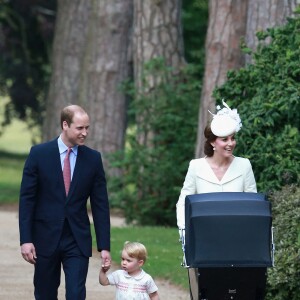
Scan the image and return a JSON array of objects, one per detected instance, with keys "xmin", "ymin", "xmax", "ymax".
[
  {"xmin": 123, "ymin": 241, "xmax": 148, "ymax": 262},
  {"xmin": 204, "ymin": 124, "xmax": 217, "ymax": 157}
]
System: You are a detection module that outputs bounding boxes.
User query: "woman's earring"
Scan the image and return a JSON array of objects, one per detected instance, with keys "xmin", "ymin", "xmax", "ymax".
[{"xmin": 213, "ymin": 147, "xmax": 216, "ymax": 151}]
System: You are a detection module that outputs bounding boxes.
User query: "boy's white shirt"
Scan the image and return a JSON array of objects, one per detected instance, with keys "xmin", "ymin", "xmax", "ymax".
[{"xmin": 107, "ymin": 269, "xmax": 158, "ymax": 300}]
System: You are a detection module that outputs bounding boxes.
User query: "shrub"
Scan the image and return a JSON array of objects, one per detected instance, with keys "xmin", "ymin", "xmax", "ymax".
[
  {"xmin": 108, "ymin": 59, "xmax": 200, "ymax": 226},
  {"xmin": 212, "ymin": 17, "xmax": 300, "ymax": 297},
  {"xmin": 214, "ymin": 14, "xmax": 300, "ymax": 192},
  {"xmin": 265, "ymin": 185, "xmax": 300, "ymax": 300}
]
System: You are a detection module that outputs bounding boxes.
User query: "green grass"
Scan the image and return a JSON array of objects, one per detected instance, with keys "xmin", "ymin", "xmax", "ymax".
[
  {"xmin": 0, "ymin": 113, "xmax": 32, "ymax": 204},
  {"xmin": 0, "ymin": 151, "xmax": 26, "ymax": 203},
  {"xmin": 0, "ymin": 119, "xmax": 34, "ymax": 154},
  {"xmin": 92, "ymin": 226, "xmax": 189, "ymax": 291}
]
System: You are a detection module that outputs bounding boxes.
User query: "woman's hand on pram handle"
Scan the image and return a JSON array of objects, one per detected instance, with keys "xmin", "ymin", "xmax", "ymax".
[{"xmin": 178, "ymin": 228, "xmax": 185, "ymax": 243}]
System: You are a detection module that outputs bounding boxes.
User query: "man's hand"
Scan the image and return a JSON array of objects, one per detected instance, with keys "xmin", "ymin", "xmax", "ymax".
[
  {"xmin": 21, "ymin": 243, "xmax": 37, "ymax": 264},
  {"xmin": 100, "ymin": 249, "xmax": 111, "ymax": 271}
]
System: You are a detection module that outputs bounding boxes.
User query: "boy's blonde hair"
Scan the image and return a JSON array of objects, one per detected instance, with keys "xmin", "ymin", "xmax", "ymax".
[{"xmin": 123, "ymin": 241, "xmax": 148, "ymax": 262}]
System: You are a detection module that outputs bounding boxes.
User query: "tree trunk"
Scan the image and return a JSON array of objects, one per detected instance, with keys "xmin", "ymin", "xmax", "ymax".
[
  {"xmin": 133, "ymin": 0, "xmax": 185, "ymax": 145},
  {"xmin": 43, "ymin": 0, "xmax": 92, "ymax": 140},
  {"xmin": 245, "ymin": 0, "xmax": 300, "ymax": 64},
  {"xmin": 82, "ymin": 0, "xmax": 133, "ymax": 176},
  {"xmin": 195, "ymin": 0, "xmax": 248, "ymax": 158},
  {"xmin": 195, "ymin": 0, "xmax": 299, "ymax": 158},
  {"xmin": 132, "ymin": 0, "xmax": 185, "ymax": 203},
  {"xmin": 43, "ymin": 0, "xmax": 133, "ymax": 175},
  {"xmin": 133, "ymin": 0, "xmax": 185, "ymax": 88}
]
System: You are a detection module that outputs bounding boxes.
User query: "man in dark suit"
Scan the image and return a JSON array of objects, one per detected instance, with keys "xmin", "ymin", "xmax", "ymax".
[{"xmin": 19, "ymin": 104, "xmax": 111, "ymax": 300}]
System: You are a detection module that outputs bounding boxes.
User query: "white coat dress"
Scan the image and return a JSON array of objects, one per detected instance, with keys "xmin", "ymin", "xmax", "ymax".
[{"xmin": 176, "ymin": 156, "xmax": 257, "ymax": 229}]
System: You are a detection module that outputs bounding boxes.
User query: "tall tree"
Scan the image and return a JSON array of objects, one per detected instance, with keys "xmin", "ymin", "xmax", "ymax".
[
  {"xmin": 195, "ymin": 0, "xmax": 248, "ymax": 158},
  {"xmin": 133, "ymin": 0, "xmax": 186, "ymax": 146},
  {"xmin": 246, "ymin": 0, "xmax": 299, "ymax": 64},
  {"xmin": 123, "ymin": 0, "xmax": 186, "ymax": 220},
  {"xmin": 196, "ymin": 0, "xmax": 300, "ymax": 158},
  {"xmin": 43, "ymin": 0, "xmax": 133, "ymax": 175},
  {"xmin": 133, "ymin": 0, "xmax": 185, "ymax": 76}
]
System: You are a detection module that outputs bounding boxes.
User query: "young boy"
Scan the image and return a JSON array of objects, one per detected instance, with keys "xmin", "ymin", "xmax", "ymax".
[{"xmin": 100, "ymin": 241, "xmax": 159, "ymax": 300}]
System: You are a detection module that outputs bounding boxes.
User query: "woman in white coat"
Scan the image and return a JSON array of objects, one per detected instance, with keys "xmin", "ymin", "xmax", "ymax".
[
  {"xmin": 176, "ymin": 100, "xmax": 257, "ymax": 230},
  {"xmin": 176, "ymin": 101, "xmax": 257, "ymax": 299}
]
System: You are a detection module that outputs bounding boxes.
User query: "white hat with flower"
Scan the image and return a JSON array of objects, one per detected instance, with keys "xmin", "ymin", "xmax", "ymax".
[{"xmin": 209, "ymin": 100, "xmax": 242, "ymax": 137}]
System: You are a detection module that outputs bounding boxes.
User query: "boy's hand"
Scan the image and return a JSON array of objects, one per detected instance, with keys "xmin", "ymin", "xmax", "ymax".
[
  {"xmin": 101, "ymin": 257, "xmax": 111, "ymax": 273},
  {"xmin": 101, "ymin": 264, "xmax": 110, "ymax": 273},
  {"xmin": 99, "ymin": 262, "xmax": 110, "ymax": 286}
]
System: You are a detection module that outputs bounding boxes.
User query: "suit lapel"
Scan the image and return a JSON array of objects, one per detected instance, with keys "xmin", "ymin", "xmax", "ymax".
[
  {"xmin": 67, "ymin": 146, "xmax": 83, "ymax": 199},
  {"xmin": 56, "ymin": 140, "xmax": 69, "ymax": 197},
  {"xmin": 46, "ymin": 139, "xmax": 66, "ymax": 196}
]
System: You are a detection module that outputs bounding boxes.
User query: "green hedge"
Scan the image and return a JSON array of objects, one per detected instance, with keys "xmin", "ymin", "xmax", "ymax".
[
  {"xmin": 266, "ymin": 185, "xmax": 300, "ymax": 300},
  {"xmin": 214, "ymin": 14, "xmax": 300, "ymax": 192}
]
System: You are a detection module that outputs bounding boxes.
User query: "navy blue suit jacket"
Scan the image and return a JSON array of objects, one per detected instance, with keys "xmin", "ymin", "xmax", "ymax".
[{"xmin": 19, "ymin": 138, "xmax": 110, "ymax": 257}]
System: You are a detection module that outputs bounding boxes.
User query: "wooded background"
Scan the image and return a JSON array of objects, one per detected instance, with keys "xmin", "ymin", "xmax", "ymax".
[
  {"xmin": 0, "ymin": 0, "xmax": 299, "ymax": 223},
  {"xmin": 1, "ymin": 2, "xmax": 300, "ymax": 298}
]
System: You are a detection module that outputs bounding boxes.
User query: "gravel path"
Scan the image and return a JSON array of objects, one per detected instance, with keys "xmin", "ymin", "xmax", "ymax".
[{"xmin": 0, "ymin": 208, "xmax": 190, "ymax": 299}]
